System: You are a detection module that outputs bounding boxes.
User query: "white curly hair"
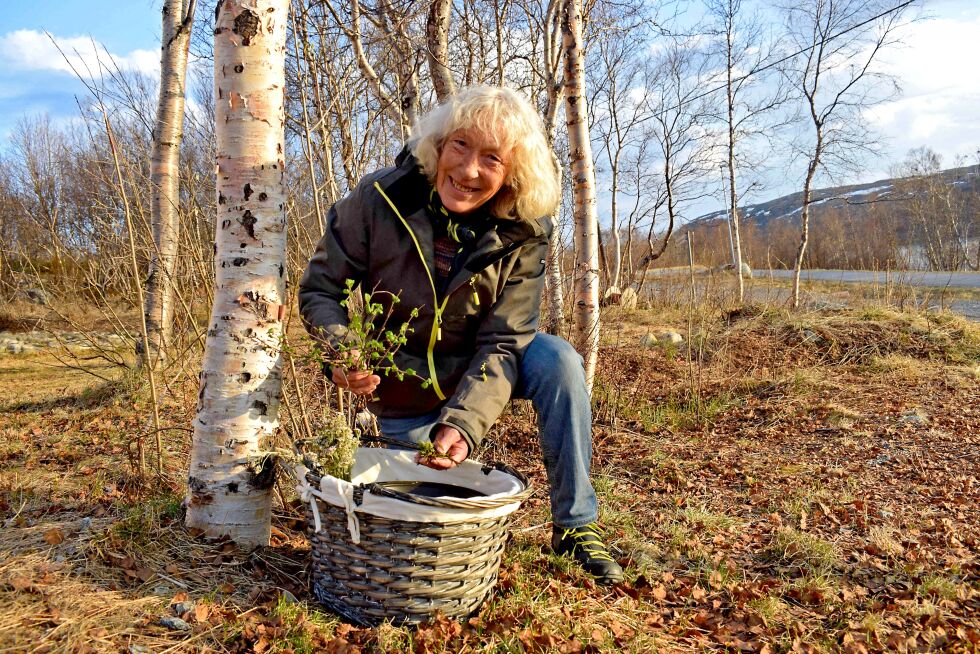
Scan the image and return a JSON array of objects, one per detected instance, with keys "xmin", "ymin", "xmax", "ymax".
[{"xmin": 409, "ymin": 85, "xmax": 561, "ymax": 222}]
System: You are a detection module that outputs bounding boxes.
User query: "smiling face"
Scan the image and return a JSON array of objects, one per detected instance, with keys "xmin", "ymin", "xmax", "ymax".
[{"xmin": 435, "ymin": 128, "xmax": 511, "ymax": 215}]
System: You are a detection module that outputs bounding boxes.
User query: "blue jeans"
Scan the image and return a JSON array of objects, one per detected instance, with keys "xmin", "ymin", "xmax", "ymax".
[{"xmin": 376, "ymin": 333, "xmax": 599, "ymax": 529}]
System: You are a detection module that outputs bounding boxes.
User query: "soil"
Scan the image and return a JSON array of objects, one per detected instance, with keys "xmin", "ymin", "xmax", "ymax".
[{"xmin": 0, "ymin": 305, "xmax": 977, "ymax": 653}]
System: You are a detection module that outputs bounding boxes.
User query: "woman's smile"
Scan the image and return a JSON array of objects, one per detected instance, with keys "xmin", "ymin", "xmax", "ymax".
[{"xmin": 436, "ymin": 128, "xmax": 510, "ymax": 214}]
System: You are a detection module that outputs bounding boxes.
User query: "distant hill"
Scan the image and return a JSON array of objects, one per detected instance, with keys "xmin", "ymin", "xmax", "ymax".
[{"xmin": 692, "ymin": 164, "xmax": 980, "ymax": 231}]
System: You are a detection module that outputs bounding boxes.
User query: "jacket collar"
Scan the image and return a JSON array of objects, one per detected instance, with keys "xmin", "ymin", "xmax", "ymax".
[{"xmin": 379, "ymin": 146, "xmax": 548, "ymax": 245}]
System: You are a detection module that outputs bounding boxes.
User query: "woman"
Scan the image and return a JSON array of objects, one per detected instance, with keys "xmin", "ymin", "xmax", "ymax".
[{"xmin": 298, "ymin": 86, "xmax": 623, "ymax": 585}]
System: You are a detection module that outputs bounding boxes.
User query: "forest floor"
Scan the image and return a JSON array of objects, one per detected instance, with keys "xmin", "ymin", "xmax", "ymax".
[{"xmin": 0, "ymin": 301, "xmax": 978, "ymax": 653}]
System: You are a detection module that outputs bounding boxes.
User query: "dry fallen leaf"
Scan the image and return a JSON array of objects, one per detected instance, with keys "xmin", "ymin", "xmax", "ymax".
[
  {"xmin": 194, "ymin": 603, "xmax": 211, "ymax": 622},
  {"xmin": 9, "ymin": 575, "xmax": 34, "ymax": 592},
  {"xmin": 43, "ymin": 528, "xmax": 65, "ymax": 545}
]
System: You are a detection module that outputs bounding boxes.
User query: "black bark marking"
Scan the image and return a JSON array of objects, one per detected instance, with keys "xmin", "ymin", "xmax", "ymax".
[
  {"xmin": 258, "ymin": 192, "xmax": 267, "ymax": 201},
  {"xmin": 243, "ymin": 183, "xmax": 253, "ymax": 200},
  {"xmin": 232, "ymin": 257, "xmax": 247, "ymax": 267},
  {"xmin": 252, "ymin": 400, "xmax": 268, "ymax": 415},
  {"xmin": 239, "ymin": 371, "xmax": 251, "ymax": 383},
  {"xmin": 240, "ymin": 243, "xmax": 246, "ymax": 249},
  {"xmin": 248, "ymin": 456, "xmax": 277, "ymax": 490},
  {"xmin": 240, "ymin": 211, "xmax": 257, "ymax": 239},
  {"xmin": 278, "ymin": 263, "xmax": 284, "ymax": 278},
  {"xmin": 234, "ymin": 64, "xmax": 244, "ymax": 73},
  {"xmin": 227, "ymin": 482, "xmax": 239, "ymax": 493},
  {"xmin": 234, "ymin": 9, "xmax": 260, "ymax": 46},
  {"xmin": 187, "ymin": 476, "xmax": 214, "ymax": 506},
  {"xmin": 221, "ymin": 219, "xmax": 231, "ymax": 229},
  {"xmin": 218, "ymin": 192, "xmax": 226, "ymax": 205}
]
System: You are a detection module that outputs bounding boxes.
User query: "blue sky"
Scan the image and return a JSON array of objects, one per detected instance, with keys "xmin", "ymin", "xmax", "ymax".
[
  {"xmin": 0, "ymin": 0, "xmax": 161, "ymax": 137},
  {"xmin": 0, "ymin": 0, "xmax": 978, "ymax": 214}
]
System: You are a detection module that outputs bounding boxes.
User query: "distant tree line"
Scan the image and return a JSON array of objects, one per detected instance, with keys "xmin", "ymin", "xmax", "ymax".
[{"xmin": 2, "ymin": 0, "xmax": 959, "ymax": 332}]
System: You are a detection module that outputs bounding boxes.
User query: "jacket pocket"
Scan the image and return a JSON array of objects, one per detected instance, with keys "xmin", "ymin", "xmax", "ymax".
[{"xmin": 439, "ymin": 314, "xmax": 480, "ymax": 352}]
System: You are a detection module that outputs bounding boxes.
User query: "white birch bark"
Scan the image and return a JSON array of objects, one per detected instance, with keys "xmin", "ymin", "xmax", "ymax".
[
  {"xmin": 561, "ymin": 0, "xmax": 600, "ymax": 392},
  {"xmin": 543, "ymin": 0, "xmax": 565, "ymax": 335},
  {"xmin": 426, "ymin": 0, "xmax": 455, "ymax": 102},
  {"xmin": 145, "ymin": 0, "xmax": 196, "ymax": 367},
  {"xmin": 723, "ymin": 8, "xmax": 745, "ymax": 304},
  {"xmin": 186, "ymin": 0, "xmax": 289, "ymax": 546}
]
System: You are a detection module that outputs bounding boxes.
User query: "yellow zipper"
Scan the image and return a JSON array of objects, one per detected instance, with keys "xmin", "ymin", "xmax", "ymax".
[
  {"xmin": 470, "ymin": 276, "xmax": 480, "ymax": 306},
  {"xmin": 375, "ymin": 182, "xmax": 447, "ymax": 400}
]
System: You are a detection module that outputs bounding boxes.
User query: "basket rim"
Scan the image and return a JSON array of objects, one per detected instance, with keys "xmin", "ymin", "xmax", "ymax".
[{"xmin": 303, "ymin": 459, "xmax": 532, "ymax": 511}]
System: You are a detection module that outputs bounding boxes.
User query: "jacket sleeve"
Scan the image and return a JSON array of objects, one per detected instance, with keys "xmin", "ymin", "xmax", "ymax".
[
  {"xmin": 297, "ymin": 183, "xmax": 370, "ymax": 347},
  {"xmin": 436, "ymin": 229, "xmax": 550, "ymax": 453}
]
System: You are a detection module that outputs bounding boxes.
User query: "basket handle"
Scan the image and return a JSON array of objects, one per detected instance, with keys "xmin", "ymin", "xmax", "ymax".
[{"xmin": 357, "ymin": 433, "xmax": 427, "ymax": 450}]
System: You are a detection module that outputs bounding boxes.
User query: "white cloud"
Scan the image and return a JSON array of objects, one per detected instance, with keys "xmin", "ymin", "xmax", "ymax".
[
  {"xmin": 865, "ymin": 12, "xmax": 980, "ymax": 164},
  {"xmin": 0, "ymin": 29, "xmax": 158, "ymax": 79}
]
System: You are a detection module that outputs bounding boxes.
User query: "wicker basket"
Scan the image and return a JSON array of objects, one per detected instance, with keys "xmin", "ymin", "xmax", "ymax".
[{"xmin": 297, "ymin": 447, "xmax": 531, "ymax": 626}]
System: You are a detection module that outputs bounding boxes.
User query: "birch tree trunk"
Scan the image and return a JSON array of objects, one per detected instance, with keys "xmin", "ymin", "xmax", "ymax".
[
  {"xmin": 792, "ymin": 147, "xmax": 820, "ymax": 309},
  {"xmin": 543, "ymin": 0, "xmax": 565, "ymax": 335},
  {"xmin": 561, "ymin": 0, "xmax": 600, "ymax": 392},
  {"xmin": 186, "ymin": 0, "xmax": 289, "ymax": 546},
  {"xmin": 724, "ymin": 9, "xmax": 745, "ymax": 304},
  {"xmin": 426, "ymin": 0, "xmax": 455, "ymax": 102},
  {"xmin": 145, "ymin": 0, "xmax": 197, "ymax": 368}
]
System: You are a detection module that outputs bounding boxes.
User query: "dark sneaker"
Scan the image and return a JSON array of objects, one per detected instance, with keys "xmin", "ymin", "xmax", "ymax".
[{"xmin": 552, "ymin": 522, "xmax": 624, "ymax": 585}]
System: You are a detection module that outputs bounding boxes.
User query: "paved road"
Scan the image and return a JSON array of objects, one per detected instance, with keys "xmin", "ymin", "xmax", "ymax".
[
  {"xmin": 645, "ymin": 268, "xmax": 980, "ymax": 321},
  {"xmin": 758, "ymin": 269, "xmax": 980, "ymax": 320},
  {"xmin": 762, "ymin": 269, "xmax": 980, "ymax": 289}
]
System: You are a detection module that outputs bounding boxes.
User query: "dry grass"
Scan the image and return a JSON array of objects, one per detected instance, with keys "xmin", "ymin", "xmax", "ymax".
[{"xmin": 1, "ymin": 295, "xmax": 978, "ymax": 653}]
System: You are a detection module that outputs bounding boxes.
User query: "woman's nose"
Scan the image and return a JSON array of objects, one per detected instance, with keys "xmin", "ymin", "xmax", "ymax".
[{"xmin": 458, "ymin": 151, "xmax": 480, "ymax": 178}]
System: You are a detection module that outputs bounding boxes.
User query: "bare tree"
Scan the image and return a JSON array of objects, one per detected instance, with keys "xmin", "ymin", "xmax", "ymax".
[
  {"xmin": 323, "ymin": 0, "xmax": 424, "ymax": 139},
  {"xmin": 186, "ymin": 0, "xmax": 289, "ymax": 546},
  {"xmin": 145, "ymin": 0, "xmax": 198, "ymax": 368},
  {"xmin": 638, "ymin": 38, "xmax": 716, "ymax": 270},
  {"xmin": 706, "ymin": 0, "xmax": 788, "ymax": 303},
  {"xmin": 893, "ymin": 147, "xmax": 978, "ymax": 271},
  {"xmin": 589, "ymin": 19, "xmax": 650, "ymax": 290},
  {"xmin": 782, "ymin": 0, "xmax": 909, "ymax": 308},
  {"xmin": 426, "ymin": 0, "xmax": 455, "ymax": 101},
  {"xmin": 562, "ymin": 0, "xmax": 600, "ymax": 391},
  {"xmin": 9, "ymin": 116, "xmax": 71, "ymax": 276}
]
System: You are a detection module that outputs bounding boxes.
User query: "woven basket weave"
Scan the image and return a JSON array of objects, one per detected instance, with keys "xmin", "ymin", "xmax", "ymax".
[{"xmin": 302, "ymin": 461, "xmax": 531, "ymax": 626}]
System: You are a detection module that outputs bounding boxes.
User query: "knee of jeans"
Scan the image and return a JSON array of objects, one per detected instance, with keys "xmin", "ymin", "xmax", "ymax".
[{"xmin": 526, "ymin": 333, "xmax": 584, "ymax": 380}]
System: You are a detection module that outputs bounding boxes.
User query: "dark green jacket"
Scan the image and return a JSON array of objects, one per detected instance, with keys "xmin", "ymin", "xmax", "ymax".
[{"xmin": 298, "ymin": 152, "xmax": 551, "ymax": 453}]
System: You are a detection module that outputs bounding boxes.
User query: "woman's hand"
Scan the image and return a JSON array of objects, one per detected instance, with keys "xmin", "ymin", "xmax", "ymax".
[
  {"xmin": 417, "ymin": 426, "xmax": 469, "ymax": 470},
  {"xmin": 331, "ymin": 349, "xmax": 380, "ymax": 396}
]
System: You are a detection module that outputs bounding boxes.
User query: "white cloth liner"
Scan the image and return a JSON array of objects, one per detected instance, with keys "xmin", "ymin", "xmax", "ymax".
[{"xmin": 295, "ymin": 447, "xmax": 525, "ymax": 545}]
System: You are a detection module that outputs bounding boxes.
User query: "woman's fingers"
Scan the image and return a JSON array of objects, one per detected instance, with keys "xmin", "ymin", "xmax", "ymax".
[
  {"xmin": 417, "ymin": 427, "xmax": 469, "ymax": 470},
  {"xmin": 422, "ymin": 455, "xmax": 456, "ymax": 470},
  {"xmin": 331, "ymin": 367, "xmax": 380, "ymax": 395}
]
